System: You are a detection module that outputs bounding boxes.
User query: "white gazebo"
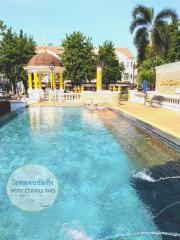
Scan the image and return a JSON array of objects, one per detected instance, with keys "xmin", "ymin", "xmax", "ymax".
[{"xmin": 24, "ymin": 48, "xmax": 65, "ymax": 101}]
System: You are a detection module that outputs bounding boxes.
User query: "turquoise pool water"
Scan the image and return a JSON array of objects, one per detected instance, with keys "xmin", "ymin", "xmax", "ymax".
[{"xmin": 0, "ymin": 107, "xmax": 170, "ymax": 239}]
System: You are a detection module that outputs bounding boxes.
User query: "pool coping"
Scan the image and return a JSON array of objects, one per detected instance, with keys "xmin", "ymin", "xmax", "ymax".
[{"xmin": 109, "ymin": 107, "xmax": 180, "ymax": 153}]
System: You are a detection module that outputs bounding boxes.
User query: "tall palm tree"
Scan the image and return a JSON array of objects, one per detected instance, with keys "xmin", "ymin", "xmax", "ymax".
[{"xmin": 130, "ymin": 5, "xmax": 178, "ymax": 62}]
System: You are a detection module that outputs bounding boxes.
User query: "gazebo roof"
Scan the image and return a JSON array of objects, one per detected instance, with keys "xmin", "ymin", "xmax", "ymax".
[
  {"xmin": 27, "ymin": 52, "xmax": 61, "ymax": 67},
  {"xmin": 24, "ymin": 51, "xmax": 64, "ymax": 73}
]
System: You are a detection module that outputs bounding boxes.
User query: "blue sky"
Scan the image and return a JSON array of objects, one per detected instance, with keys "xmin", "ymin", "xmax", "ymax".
[{"xmin": 0, "ymin": 0, "xmax": 180, "ymax": 56}]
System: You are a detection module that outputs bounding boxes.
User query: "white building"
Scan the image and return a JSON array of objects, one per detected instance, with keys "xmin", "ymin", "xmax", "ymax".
[{"xmin": 115, "ymin": 48, "xmax": 136, "ymax": 84}]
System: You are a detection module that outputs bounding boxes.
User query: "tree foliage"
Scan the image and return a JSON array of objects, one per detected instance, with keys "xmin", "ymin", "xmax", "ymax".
[
  {"xmin": 167, "ymin": 19, "xmax": 180, "ymax": 62},
  {"xmin": 0, "ymin": 21, "xmax": 36, "ymax": 93},
  {"xmin": 61, "ymin": 31, "xmax": 96, "ymax": 86},
  {"xmin": 98, "ymin": 41, "xmax": 124, "ymax": 88},
  {"xmin": 130, "ymin": 4, "xmax": 178, "ymax": 63},
  {"xmin": 137, "ymin": 56, "xmax": 164, "ymax": 90}
]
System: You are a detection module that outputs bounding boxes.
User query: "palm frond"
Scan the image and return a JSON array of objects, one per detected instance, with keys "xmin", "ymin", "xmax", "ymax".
[
  {"xmin": 134, "ymin": 27, "xmax": 148, "ymax": 46},
  {"xmin": 134, "ymin": 27, "xmax": 148, "ymax": 62},
  {"xmin": 132, "ymin": 4, "xmax": 153, "ymax": 23},
  {"xmin": 153, "ymin": 24, "xmax": 171, "ymax": 58},
  {"xmin": 153, "ymin": 29, "xmax": 165, "ymax": 50},
  {"xmin": 155, "ymin": 8, "xmax": 178, "ymax": 22},
  {"xmin": 130, "ymin": 17, "xmax": 148, "ymax": 33}
]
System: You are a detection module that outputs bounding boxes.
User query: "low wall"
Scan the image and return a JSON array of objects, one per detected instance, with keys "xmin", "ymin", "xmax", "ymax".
[
  {"xmin": 155, "ymin": 61, "xmax": 180, "ymax": 94},
  {"xmin": 128, "ymin": 90, "xmax": 146, "ymax": 104},
  {"xmin": 81, "ymin": 91, "xmax": 121, "ymax": 106},
  {"xmin": 128, "ymin": 90, "xmax": 180, "ymax": 111},
  {"xmin": 28, "ymin": 89, "xmax": 44, "ymax": 101},
  {"xmin": 128, "ymin": 90, "xmax": 158, "ymax": 104},
  {"xmin": 10, "ymin": 100, "xmax": 26, "ymax": 112},
  {"xmin": 0, "ymin": 101, "xmax": 11, "ymax": 116},
  {"xmin": 27, "ymin": 89, "xmax": 121, "ymax": 106}
]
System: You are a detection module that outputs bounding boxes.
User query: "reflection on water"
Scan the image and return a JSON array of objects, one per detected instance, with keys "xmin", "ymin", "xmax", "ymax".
[
  {"xmin": 29, "ymin": 107, "xmax": 64, "ymax": 130},
  {"xmin": 81, "ymin": 109, "xmax": 101, "ymax": 125}
]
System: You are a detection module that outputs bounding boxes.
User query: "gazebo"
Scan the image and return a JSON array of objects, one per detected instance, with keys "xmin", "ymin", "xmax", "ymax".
[{"xmin": 24, "ymin": 48, "xmax": 65, "ymax": 101}]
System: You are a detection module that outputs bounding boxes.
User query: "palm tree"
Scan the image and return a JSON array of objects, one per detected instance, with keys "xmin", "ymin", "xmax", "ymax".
[{"xmin": 130, "ymin": 5, "xmax": 178, "ymax": 62}]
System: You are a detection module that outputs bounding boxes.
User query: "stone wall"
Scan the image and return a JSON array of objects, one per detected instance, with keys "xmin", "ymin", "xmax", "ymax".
[
  {"xmin": 10, "ymin": 100, "xmax": 26, "ymax": 112},
  {"xmin": 81, "ymin": 91, "xmax": 121, "ymax": 106},
  {"xmin": 0, "ymin": 101, "xmax": 10, "ymax": 116},
  {"xmin": 155, "ymin": 62, "xmax": 180, "ymax": 95},
  {"xmin": 128, "ymin": 90, "xmax": 155, "ymax": 104}
]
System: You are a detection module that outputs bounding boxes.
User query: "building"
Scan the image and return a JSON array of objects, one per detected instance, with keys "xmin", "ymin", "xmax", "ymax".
[{"xmin": 115, "ymin": 48, "xmax": 136, "ymax": 84}]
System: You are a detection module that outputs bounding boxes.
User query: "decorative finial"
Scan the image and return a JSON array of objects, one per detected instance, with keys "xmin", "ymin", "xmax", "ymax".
[{"xmin": 42, "ymin": 35, "xmax": 47, "ymax": 53}]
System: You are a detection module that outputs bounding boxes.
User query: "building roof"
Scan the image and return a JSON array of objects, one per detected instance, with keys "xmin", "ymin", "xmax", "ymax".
[
  {"xmin": 36, "ymin": 45, "xmax": 134, "ymax": 60},
  {"xmin": 27, "ymin": 52, "xmax": 61, "ymax": 67},
  {"xmin": 115, "ymin": 48, "xmax": 134, "ymax": 59},
  {"xmin": 36, "ymin": 45, "xmax": 62, "ymax": 55}
]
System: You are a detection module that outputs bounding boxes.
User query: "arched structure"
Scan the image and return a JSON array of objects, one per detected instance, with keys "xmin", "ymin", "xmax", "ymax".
[{"xmin": 24, "ymin": 49, "xmax": 65, "ymax": 100}]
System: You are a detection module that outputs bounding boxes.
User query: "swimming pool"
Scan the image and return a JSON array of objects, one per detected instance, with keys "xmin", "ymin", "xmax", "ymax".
[{"xmin": 0, "ymin": 107, "xmax": 179, "ymax": 240}]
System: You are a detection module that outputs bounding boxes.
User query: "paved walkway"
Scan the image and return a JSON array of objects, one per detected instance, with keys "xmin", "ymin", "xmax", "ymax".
[{"xmin": 113, "ymin": 101, "xmax": 180, "ymax": 139}]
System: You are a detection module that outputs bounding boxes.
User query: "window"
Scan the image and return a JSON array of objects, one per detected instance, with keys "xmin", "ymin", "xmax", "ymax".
[{"xmin": 124, "ymin": 73, "xmax": 129, "ymax": 80}]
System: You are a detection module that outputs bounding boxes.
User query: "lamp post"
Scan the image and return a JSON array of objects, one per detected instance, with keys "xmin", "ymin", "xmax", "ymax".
[{"xmin": 49, "ymin": 62, "xmax": 55, "ymax": 90}]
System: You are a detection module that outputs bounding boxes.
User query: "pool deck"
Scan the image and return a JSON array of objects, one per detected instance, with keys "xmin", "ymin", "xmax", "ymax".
[{"xmin": 111, "ymin": 101, "xmax": 180, "ymax": 150}]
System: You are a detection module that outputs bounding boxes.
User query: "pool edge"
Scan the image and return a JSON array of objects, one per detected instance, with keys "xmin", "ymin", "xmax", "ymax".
[{"xmin": 109, "ymin": 107, "xmax": 180, "ymax": 153}]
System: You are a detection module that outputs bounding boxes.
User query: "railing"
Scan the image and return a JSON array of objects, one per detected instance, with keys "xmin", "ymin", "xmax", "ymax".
[
  {"xmin": 160, "ymin": 96, "xmax": 180, "ymax": 111},
  {"xmin": 56, "ymin": 92, "xmax": 81, "ymax": 102},
  {"xmin": 128, "ymin": 90, "xmax": 180, "ymax": 112}
]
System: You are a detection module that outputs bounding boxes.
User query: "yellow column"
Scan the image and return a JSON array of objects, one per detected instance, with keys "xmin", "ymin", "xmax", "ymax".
[
  {"xmin": 96, "ymin": 66, "xmax": 102, "ymax": 91},
  {"xmin": 38, "ymin": 73, "xmax": 42, "ymax": 89},
  {"xmin": 59, "ymin": 72, "xmax": 64, "ymax": 89},
  {"xmin": 34, "ymin": 72, "xmax": 38, "ymax": 89},
  {"xmin": 28, "ymin": 73, "xmax": 32, "ymax": 89},
  {"xmin": 50, "ymin": 73, "xmax": 53, "ymax": 90},
  {"xmin": 81, "ymin": 85, "xmax": 84, "ymax": 92},
  {"xmin": 53, "ymin": 74, "xmax": 56, "ymax": 90},
  {"xmin": 113, "ymin": 85, "xmax": 116, "ymax": 92}
]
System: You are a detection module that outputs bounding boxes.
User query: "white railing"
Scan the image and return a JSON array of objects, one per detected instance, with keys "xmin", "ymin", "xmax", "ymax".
[
  {"xmin": 128, "ymin": 90, "xmax": 180, "ymax": 112},
  {"xmin": 56, "ymin": 92, "xmax": 81, "ymax": 102},
  {"xmin": 160, "ymin": 95, "xmax": 180, "ymax": 111}
]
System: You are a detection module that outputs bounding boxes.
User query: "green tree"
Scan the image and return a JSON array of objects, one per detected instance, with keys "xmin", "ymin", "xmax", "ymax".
[
  {"xmin": 61, "ymin": 31, "xmax": 96, "ymax": 86},
  {"xmin": 0, "ymin": 20, "xmax": 6, "ymax": 35},
  {"xmin": 137, "ymin": 56, "xmax": 164, "ymax": 90},
  {"xmin": 167, "ymin": 19, "xmax": 180, "ymax": 62},
  {"xmin": 130, "ymin": 5, "xmax": 178, "ymax": 63},
  {"xmin": 0, "ymin": 28, "xmax": 35, "ymax": 93},
  {"xmin": 98, "ymin": 41, "xmax": 124, "ymax": 89}
]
